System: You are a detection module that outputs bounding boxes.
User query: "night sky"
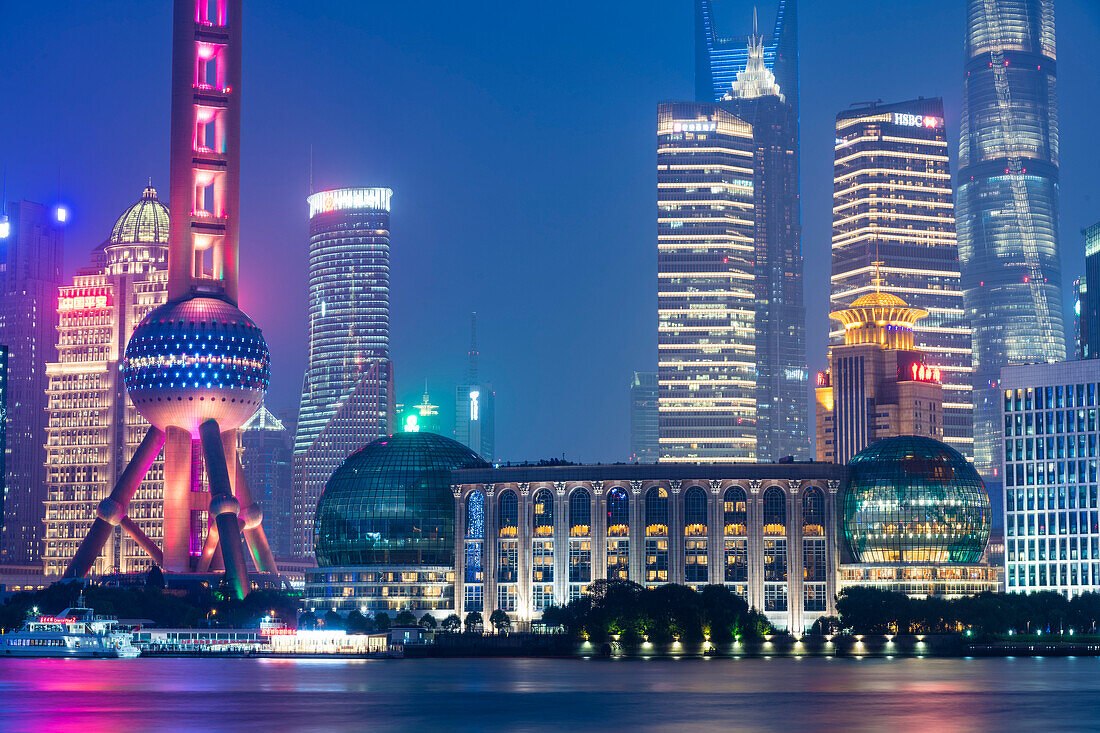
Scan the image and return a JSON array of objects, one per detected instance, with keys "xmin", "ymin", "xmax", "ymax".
[{"xmin": 2, "ymin": 1, "xmax": 1098, "ymax": 463}]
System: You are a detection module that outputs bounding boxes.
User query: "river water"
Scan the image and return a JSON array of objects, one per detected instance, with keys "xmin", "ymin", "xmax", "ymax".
[{"xmin": 0, "ymin": 656, "xmax": 1096, "ymax": 732}]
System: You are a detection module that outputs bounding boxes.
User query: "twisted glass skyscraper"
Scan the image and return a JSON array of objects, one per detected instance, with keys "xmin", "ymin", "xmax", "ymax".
[{"xmin": 957, "ymin": 0, "xmax": 1064, "ymax": 477}]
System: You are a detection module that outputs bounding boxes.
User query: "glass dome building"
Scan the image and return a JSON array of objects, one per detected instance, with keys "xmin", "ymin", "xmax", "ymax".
[
  {"xmin": 314, "ymin": 432, "xmax": 488, "ymax": 568},
  {"xmin": 842, "ymin": 436, "xmax": 991, "ymax": 564}
]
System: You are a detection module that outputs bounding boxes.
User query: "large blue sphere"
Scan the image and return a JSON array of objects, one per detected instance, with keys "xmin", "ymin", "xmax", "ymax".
[
  {"xmin": 315, "ymin": 432, "xmax": 489, "ymax": 567},
  {"xmin": 842, "ymin": 436, "xmax": 991, "ymax": 564},
  {"xmin": 123, "ymin": 295, "xmax": 270, "ymax": 432}
]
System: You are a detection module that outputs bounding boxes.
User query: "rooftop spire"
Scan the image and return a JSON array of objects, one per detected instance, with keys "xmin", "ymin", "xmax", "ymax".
[
  {"xmin": 724, "ymin": 9, "xmax": 784, "ymax": 102},
  {"xmin": 871, "ymin": 260, "xmax": 885, "ymax": 292},
  {"xmin": 466, "ymin": 312, "xmax": 479, "ymax": 384}
]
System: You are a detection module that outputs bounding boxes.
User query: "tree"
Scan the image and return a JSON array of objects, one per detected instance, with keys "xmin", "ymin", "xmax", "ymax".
[
  {"xmin": 441, "ymin": 613, "xmax": 462, "ymax": 633},
  {"xmin": 809, "ymin": 615, "xmax": 841, "ymax": 635},
  {"xmin": 489, "ymin": 609, "xmax": 512, "ymax": 634},
  {"xmin": 297, "ymin": 611, "xmax": 318, "ymax": 630},
  {"xmin": 323, "ymin": 609, "xmax": 344, "ymax": 630},
  {"xmin": 345, "ymin": 609, "xmax": 373, "ymax": 634},
  {"xmin": 145, "ymin": 566, "xmax": 165, "ymax": 590},
  {"xmin": 464, "ymin": 611, "xmax": 483, "ymax": 633},
  {"xmin": 394, "ymin": 610, "xmax": 417, "ymax": 627},
  {"xmin": 418, "ymin": 613, "xmax": 438, "ymax": 630},
  {"xmin": 374, "ymin": 612, "xmax": 392, "ymax": 632}
]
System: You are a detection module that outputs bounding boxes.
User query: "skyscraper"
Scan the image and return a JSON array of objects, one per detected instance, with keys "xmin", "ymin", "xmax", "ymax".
[
  {"xmin": 657, "ymin": 102, "xmax": 757, "ymax": 463},
  {"xmin": 629, "ymin": 371, "xmax": 658, "ymax": 463},
  {"xmin": 720, "ymin": 26, "xmax": 808, "ymax": 461},
  {"xmin": 292, "ymin": 187, "xmax": 395, "ymax": 557},
  {"xmin": 0, "ymin": 200, "xmax": 63, "ymax": 564},
  {"xmin": 455, "ymin": 313, "xmax": 494, "ymax": 462},
  {"xmin": 1079, "ymin": 223, "xmax": 1100, "ymax": 360},
  {"xmin": 831, "ymin": 98, "xmax": 972, "ymax": 460},
  {"xmin": 958, "ymin": 0, "xmax": 1064, "ymax": 477},
  {"xmin": 42, "ymin": 186, "xmax": 170, "ymax": 576},
  {"xmin": 240, "ymin": 403, "xmax": 293, "ymax": 558},
  {"xmin": 695, "ymin": 0, "xmax": 797, "ymax": 112}
]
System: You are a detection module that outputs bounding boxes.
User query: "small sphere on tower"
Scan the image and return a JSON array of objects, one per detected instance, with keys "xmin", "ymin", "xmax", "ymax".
[{"xmin": 123, "ymin": 295, "xmax": 270, "ymax": 433}]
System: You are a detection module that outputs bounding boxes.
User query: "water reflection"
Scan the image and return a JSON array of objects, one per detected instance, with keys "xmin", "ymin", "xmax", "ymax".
[{"xmin": 1, "ymin": 657, "xmax": 1097, "ymax": 732}]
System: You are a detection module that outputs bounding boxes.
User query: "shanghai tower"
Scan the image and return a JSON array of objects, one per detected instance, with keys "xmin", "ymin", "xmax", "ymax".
[{"xmin": 957, "ymin": 0, "xmax": 1064, "ymax": 477}]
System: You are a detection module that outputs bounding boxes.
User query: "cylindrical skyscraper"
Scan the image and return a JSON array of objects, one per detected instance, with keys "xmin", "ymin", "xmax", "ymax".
[
  {"xmin": 958, "ymin": 0, "xmax": 1064, "ymax": 477},
  {"xmin": 292, "ymin": 188, "xmax": 395, "ymax": 557}
]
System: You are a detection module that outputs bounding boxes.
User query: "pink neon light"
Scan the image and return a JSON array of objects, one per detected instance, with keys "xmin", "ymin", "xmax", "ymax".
[{"xmin": 196, "ymin": 43, "xmax": 219, "ymax": 61}]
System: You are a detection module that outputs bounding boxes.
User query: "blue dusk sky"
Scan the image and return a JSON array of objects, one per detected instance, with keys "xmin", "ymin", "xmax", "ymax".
[{"xmin": 1, "ymin": 1, "xmax": 1098, "ymax": 462}]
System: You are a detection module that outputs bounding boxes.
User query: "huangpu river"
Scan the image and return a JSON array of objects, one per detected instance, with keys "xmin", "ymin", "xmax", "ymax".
[{"xmin": 1, "ymin": 656, "xmax": 1097, "ymax": 731}]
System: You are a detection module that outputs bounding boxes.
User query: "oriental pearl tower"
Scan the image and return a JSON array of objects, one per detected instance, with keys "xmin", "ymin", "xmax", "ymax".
[{"xmin": 65, "ymin": 0, "xmax": 277, "ymax": 598}]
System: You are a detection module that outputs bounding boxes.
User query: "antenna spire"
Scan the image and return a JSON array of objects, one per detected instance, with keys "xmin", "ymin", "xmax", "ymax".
[
  {"xmin": 466, "ymin": 312, "xmax": 479, "ymax": 384},
  {"xmin": 871, "ymin": 261, "xmax": 886, "ymax": 292},
  {"xmin": 753, "ymin": 6, "xmax": 758, "ymax": 39}
]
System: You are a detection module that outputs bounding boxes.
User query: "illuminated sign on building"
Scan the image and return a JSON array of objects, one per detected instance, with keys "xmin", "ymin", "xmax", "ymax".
[
  {"xmin": 59, "ymin": 294, "xmax": 109, "ymax": 311},
  {"xmin": 469, "ymin": 390, "xmax": 480, "ymax": 422},
  {"xmin": 816, "ymin": 371, "xmax": 831, "ymax": 387},
  {"xmin": 672, "ymin": 121, "xmax": 717, "ymax": 133},
  {"xmin": 307, "ymin": 187, "xmax": 392, "ymax": 218},
  {"xmin": 893, "ymin": 113, "xmax": 942, "ymax": 129},
  {"xmin": 404, "ymin": 414, "xmax": 420, "ymax": 432},
  {"xmin": 906, "ymin": 363, "xmax": 941, "ymax": 383}
]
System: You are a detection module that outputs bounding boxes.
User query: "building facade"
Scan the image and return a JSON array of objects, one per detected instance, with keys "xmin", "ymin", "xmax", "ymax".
[
  {"xmin": 1, "ymin": 200, "xmax": 63, "ymax": 563},
  {"xmin": 1079, "ymin": 224, "xmax": 1100, "ymax": 360},
  {"xmin": 629, "ymin": 372, "xmax": 658, "ymax": 463},
  {"xmin": 293, "ymin": 187, "xmax": 395, "ymax": 557},
  {"xmin": 958, "ymin": 0, "xmax": 1065, "ymax": 478},
  {"xmin": 816, "ymin": 288, "xmax": 944, "ymax": 464},
  {"xmin": 42, "ymin": 186, "xmax": 169, "ymax": 575},
  {"xmin": 1001, "ymin": 360, "xmax": 1100, "ymax": 596},
  {"xmin": 452, "ymin": 463, "xmax": 846, "ymax": 632},
  {"xmin": 720, "ymin": 34, "xmax": 808, "ymax": 461},
  {"xmin": 239, "ymin": 403, "xmax": 293, "ymax": 558},
  {"xmin": 454, "ymin": 313, "xmax": 494, "ymax": 462},
  {"xmin": 657, "ymin": 102, "xmax": 758, "ymax": 463},
  {"xmin": 831, "ymin": 98, "xmax": 972, "ymax": 460}
]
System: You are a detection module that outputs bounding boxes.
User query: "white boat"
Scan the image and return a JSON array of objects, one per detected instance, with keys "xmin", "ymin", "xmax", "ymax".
[{"xmin": 0, "ymin": 596, "xmax": 140, "ymax": 658}]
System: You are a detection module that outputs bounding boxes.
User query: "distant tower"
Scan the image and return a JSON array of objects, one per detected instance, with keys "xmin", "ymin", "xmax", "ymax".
[
  {"xmin": 455, "ymin": 313, "xmax": 495, "ymax": 462},
  {"xmin": 0, "ymin": 200, "xmax": 62, "ymax": 564},
  {"xmin": 64, "ymin": 0, "xmax": 277, "ymax": 598},
  {"xmin": 240, "ymin": 403, "xmax": 293, "ymax": 557},
  {"xmin": 629, "ymin": 372, "xmax": 658, "ymax": 463},
  {"xmin": 291, "ymin": 186, "xmax": 395, "ymax": 558},
  {"xmin": 1080, "ymin": 223, "xmax": 1100, "ymax": 360},
  {"xmin": 958, "ymin": 0, "xmax": 1064, "ymax": 477}
]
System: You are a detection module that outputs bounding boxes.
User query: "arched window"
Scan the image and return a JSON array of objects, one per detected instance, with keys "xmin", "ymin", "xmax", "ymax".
[
  {"xmin": 684, "ymin": 487, "xmax": 708, "ymax": 535},
  {"xmin": 606, "ymin": 487, "xmax": 629, "ymax": 537},
  {"xmin": 533, "ymin": 489, "xmax": 554, "ymax": 537},
  {"xmin": 570, "ymin": 488, "xmax": 591, "ymax": 537},
  {"xmin": 763, "ymin": 487, "xmax": 787, "ymax": 535},
  {"xmin": 724, "ymin": 486, "xmax": 747, "ymax": 536},
  {"xmin": 645, "ymin": 486, "xmax": 669, "ymax": 536},
  {"xmin": 802, "ymin": 487, "xmax": 825, "ymax": 536},
  {"xmin": 498, "ymin": 490, "xmax": 518, "ymax": 538},
  {"xmin": 465, "ymin": 490, "xmax": 485, "ymax": 540}
]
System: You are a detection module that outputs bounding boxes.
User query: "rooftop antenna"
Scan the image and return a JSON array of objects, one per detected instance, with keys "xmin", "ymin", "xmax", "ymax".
[
  {"xmin": 752, "ymin": 6, "xmax": 758, "ymax": 40},
  {"xmin": 309, "ymin": 143, "xmax": 314, "ymax": 195},
  {"xmin": 871, "ymin": 260, "xmax": 886, "ymax": 292},
  {"xmin": 466, "ymin": 312, "xmax": 479, "ymax": 384}
]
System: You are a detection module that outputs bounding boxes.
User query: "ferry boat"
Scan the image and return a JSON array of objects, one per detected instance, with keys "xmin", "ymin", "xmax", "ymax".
[{"xmin": 1, "ymin": 596, "xmax": 140, "ymax": 658}]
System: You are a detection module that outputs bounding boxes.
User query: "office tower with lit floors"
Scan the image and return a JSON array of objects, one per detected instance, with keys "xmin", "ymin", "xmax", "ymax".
[
  {"xmin": 719, "ymin": 21, "xmax": 808, "ymax": 461},
  {"xmin": 42, "ymin": 186, "xmax": 170, "ymax": 575},
  {"xmin": 240, "ymin": 403, "xmax": 293, "ymax": 557},
  {"xmin": 0, "ymin": 200, "xmax": 63, "ymax": 563},
  {"xmin": 958, "ymin": 0, "xmax": 1065, "ymax": 478},
  {"xmin": 657, "ymin": 102, "xmax": 757, "ymax": 462},
  {"xmin": 831, "ymin": 98, "xmax": 971, "ymax": 461},
  {"xmin": 293, "ymin": 187, "xmax": 395, "ymax": 557},
  {"xmin": 455, "ymin": 313, "xmax": 494, "ymax": 462}
]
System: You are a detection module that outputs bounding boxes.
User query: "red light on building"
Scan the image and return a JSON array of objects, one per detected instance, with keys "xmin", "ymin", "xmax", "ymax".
[
  {"xmin": 909, "ymin": 363, "xmax": 940, "ymax": 383},
  {"xmin": 816, "ymin": 371, "xmax": 830, "ymax": 387}
]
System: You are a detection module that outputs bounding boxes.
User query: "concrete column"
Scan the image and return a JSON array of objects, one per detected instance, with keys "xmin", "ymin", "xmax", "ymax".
[
  {"xmin": 748, "ymin": 480, "xmax": 764, "ymax": 612},
  {"xmin": 593, "ymin": 482, "xmax": 607, "ymax": 582},
  {"xmin": 554, "ymin": 483, "xmax": 568, "ymax": 608},
  {"xmin": 485, "ymin": 486, "xmax": 497, "ymax": 617},
  {"xmin": 669, "ymin": 481, "xmax": 683, "ymax": 585},
  {"xmin": 453, "ymin": 485, "xmax": 464, "ymax": 618},
  {"xmin": 518, "ymin": 483, "xmax": 531, "ymax": 622},
  {"xmin": 826, "ymin": 480, "xmax": 841, "ymax": 617},
  {"xmin": 629, "ymin": 482, "xmax": 644, "ymax": 583},
  {"xmin": 789, "ymin": 482, "xmax": 804, "ymax": 633},
  {"xmin": 161, "ymin": 426, "xmax": 194, "ymax": 572},
  {"xmin": 709, "ymin": 481, "xmax": 723, "ymax": 586}
]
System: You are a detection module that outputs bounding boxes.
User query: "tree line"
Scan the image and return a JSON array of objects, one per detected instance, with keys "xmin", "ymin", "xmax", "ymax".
[{"xmin": 820, "ymin": 587, "xmax": 1100, "ymax": 636}]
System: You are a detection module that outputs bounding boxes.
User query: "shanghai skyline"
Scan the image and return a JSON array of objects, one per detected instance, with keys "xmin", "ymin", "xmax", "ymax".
[{"xmin": 2, "ymin": 0, "xmax": 1098, "ymax": 463}]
